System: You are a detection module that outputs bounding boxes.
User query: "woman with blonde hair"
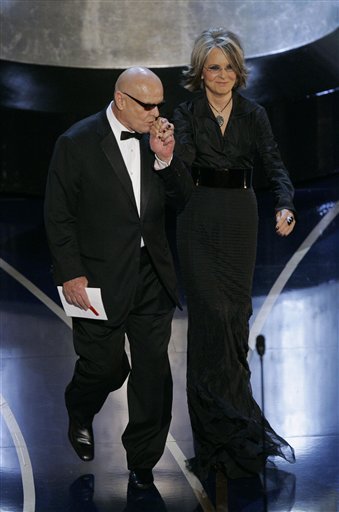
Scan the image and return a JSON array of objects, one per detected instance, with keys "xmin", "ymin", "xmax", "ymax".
[{"xmin": 173, "ymin": 28, "xmax": 296, "ymax": 480}]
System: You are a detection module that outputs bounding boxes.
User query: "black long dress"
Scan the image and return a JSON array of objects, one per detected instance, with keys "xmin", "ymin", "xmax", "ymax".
[{"xmin": 173, "ymin": 91, "xmax": 296, "ymax": 480}]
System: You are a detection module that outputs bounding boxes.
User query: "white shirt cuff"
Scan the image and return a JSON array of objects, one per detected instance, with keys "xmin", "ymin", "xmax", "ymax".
[{"xmin": 154, "ymin": 155, "xmax": 173, "ymax": 170}]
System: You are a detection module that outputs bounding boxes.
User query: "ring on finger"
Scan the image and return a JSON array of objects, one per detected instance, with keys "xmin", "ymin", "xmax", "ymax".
[{"xmin": 286, "ymin": 215, "xmax": 294, "ymax": 225}]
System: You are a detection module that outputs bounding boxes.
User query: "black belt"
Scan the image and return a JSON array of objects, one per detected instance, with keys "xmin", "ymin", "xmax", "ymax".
[{"xmin": 192, "ymin": 167, "xmax": 253, "ymax": 189}]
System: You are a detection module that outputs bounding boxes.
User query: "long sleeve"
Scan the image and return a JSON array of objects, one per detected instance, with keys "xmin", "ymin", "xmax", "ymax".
[
  {"xmin": 254, "ymin": 106, "xmax": 296, "ymax": 212},
  {"xmin": 44, "ymin": 134, "xmax": 86, "ymax": 284},
  {"xmin": 156, "ymin": 155, "xmax": 193, "ymax": 212},
  {"xmin": 172, "ymin": 103, "xmax": 197, "ymax": 167}
]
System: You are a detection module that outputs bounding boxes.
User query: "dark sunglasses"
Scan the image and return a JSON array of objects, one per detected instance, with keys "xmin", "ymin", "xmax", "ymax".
[{"xmin": 121, "ymin": 91, "xmax": 165, "ymax": 111}]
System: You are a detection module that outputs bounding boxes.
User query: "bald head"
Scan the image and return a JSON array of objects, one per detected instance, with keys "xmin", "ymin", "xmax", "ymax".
[
  {"xmin": 112, "ymin": 67, "xmax": 164, "ymax": 133},
  {"xmin": 115, "ymin": 67, "xmax": 162, "ymax": 96}
]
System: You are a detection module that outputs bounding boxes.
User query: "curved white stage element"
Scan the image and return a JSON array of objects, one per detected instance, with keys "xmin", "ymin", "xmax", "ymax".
[{"xmin": 1, "ymin": 0, "xmax": 338, "ymax": 68}]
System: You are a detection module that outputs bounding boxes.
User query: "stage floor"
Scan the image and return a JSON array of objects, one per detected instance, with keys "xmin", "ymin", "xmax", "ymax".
[{"xmin": 1, "ymin": 174, "xmax": 338, "ymax": 512}]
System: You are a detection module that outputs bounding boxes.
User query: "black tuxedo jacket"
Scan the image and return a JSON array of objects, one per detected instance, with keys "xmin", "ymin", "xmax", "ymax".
[{"xmin": 44, "ymin": 109, "xmax": 192, "ymax": 323}]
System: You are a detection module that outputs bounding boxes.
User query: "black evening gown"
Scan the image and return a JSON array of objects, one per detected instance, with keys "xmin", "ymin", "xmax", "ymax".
[{"xmin": 174, "ymin": 92, "xmax": 296, "ymax": 480}]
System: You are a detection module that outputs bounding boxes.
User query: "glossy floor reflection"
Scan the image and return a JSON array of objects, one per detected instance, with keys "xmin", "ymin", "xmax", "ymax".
[{"xmin": 0, "ymin": 174, "xmax": 338, "ymax": 511}]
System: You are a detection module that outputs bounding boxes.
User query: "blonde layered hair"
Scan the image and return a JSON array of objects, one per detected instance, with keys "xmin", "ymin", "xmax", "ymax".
[{"xmin": 182, "ymin": 28, "xmax": 248, "ymax": 92}]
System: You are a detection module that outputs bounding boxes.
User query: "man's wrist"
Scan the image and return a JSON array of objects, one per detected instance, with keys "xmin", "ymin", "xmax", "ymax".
[{"xmin": 154, "ymin": 154, "xmax": 173, "ymax": 170}]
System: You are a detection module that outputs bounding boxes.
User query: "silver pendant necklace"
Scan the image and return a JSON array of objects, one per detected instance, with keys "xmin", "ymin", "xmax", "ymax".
[{"xmin": 208, "ymin": 95, "xmax": 232, "ymax": 127}]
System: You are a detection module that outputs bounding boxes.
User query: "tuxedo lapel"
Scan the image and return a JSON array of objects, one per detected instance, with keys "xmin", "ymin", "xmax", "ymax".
[
  {"xmin": 140, "ymin": 137, "xmax": 152, "ymax": 219},
  {"xmin": 101, "ymin": 131, "xmax": 138, "ymax": 211}
]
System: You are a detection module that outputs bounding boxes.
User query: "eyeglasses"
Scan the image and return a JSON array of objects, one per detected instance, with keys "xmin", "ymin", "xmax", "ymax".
[
  {"xmin": 121, "ymin": 91, "xmax": 165, "ymax": 111},
  {"xmin": 204, "ymin": 64, "xmax": 235, "ymax": 75}
]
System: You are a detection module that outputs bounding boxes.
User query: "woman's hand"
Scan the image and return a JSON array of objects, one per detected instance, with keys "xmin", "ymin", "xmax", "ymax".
[
  {"xmin": 150, "ymin": 117, "xmax": 175, "ymax": 164},
  {"xmin": 275, "ymin": 209, "xmax": 296, "ymax": 236}
]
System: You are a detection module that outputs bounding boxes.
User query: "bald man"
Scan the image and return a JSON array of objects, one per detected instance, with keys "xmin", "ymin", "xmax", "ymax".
[{"xmin": 44, "ymin": 67, "xmax": 192, "ymax": 489}]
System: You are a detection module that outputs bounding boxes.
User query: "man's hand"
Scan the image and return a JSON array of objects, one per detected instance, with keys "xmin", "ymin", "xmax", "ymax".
[
  {"xmin": 150, "ymin": 117, "xmax": 175, "ymax": 164},
  {"xmin": 62, "ymin": 276, "xmax": 90, "ymax": 310}
]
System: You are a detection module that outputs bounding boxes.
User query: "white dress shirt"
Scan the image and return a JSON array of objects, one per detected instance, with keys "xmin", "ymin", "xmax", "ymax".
[
  {"xmin": 106, "ymin": 102, "xmax": 146, "ymax": 246},
  {"xmin": 106, "ymin": 102, "xmax": 142, "ymax": 216},
  {"xmin": 106, "ymin": 102, "xmax": 172, "ymax": 247}
]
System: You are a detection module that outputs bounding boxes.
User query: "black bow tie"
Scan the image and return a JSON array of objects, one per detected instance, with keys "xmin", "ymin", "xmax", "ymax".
[{"xmin": 120, "ymin": 131, "xmax": 143, "ymax": 141}]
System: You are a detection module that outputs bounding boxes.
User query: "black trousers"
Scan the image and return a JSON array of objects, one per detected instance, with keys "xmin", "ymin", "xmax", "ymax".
[{"xmin": 65, "ymin": 248, "xmax": 175, "ymax": 469}]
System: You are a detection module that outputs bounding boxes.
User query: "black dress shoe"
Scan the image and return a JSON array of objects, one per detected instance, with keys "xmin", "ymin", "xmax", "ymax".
[
  {"xmin": 70, "ymin": 474, "xmax": 96, "ymax": 510},
  {"xmin": 129, "ymin": 469, "xmax": 154, "ymax": 490},
  {"xmin": 68, "ymin": 419, "xmax": 94, "ymax": 461}
]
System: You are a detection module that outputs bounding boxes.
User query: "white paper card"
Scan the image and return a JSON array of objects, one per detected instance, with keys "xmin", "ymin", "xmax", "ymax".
[{"xmin": 57, "ymin": 286, "xmax": 108, "ymax": 320}]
